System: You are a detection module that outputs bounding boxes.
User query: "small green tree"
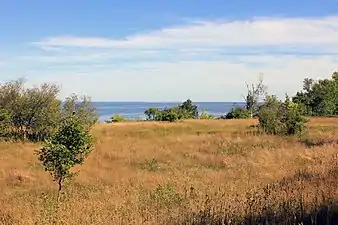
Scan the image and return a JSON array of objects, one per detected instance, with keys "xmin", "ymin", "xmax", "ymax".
[
  {"xmin": 225, "ymin": 107, "xmax": 251, "ymax": 119},
  {"xmin": 144, "ymin": 99, "xmax": 199, "ymax": 122},
  {"xmin": 292, "ymin": 72, "xmax": 338, "ymax": 116},
  {"xmin": 36, "ymin": 119, "xmax": 93, "ymax": 196},
  {"xmin": 144, "ymin": 107, "xmax": 159, "ymax": 120},
  {"xmin": 179, "ymin": 99, "xmax": 199, "ymax": 119}
]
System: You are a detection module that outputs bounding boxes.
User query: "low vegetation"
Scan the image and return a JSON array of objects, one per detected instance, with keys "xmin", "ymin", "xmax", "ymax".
[
  {"xmin": 144, "ymin": 99, "xmax": 199, "ymax": 122},
  {"xmin": 0, "ymin": 71, "xmax": 337, "ymax": 224},
  {"xmin": 0, "ymin": 118, "xmax": 337, "ymax": 224},
  {"xmin": 105, "ymin": 114, "xmax": 127, "ymax": 123}
]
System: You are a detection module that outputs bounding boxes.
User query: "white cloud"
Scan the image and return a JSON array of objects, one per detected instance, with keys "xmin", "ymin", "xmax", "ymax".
[
  {"xmin": 33, "ymin": 16, "xmax": 338, "ymax": 49},
  {"xmin": 3, "ymin": 15, "xmax": 338, "ymax": 101},
  {"xmin": 23, "ymin": 56, "xmax": 337, "ymax": 102}
]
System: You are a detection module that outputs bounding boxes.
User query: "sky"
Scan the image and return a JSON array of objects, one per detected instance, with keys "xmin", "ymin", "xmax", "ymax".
[{"xmin": 0, "ymin": 0, "xmax": 338, "ymax": 102}]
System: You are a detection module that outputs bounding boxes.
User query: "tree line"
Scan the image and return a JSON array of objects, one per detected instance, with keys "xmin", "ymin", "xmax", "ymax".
[{"xmin": 139, "ymin": 71, "xmax": 337, "ymax": 135}]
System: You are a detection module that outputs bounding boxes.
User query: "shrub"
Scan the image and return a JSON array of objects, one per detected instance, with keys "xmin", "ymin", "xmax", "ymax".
[
  {"xmin": 144, "ymin": 107, "xmax": 159, "ymax": 121},
  {"xmin": 61, "ymin": 94, "xmax": 98, "ymax": 130},
  {"xmin": 200, "ymin": 108, "xmax": 214, "ymax": 120},
  {"xmin": 258, "ymin": 94, "xmax": 308, "ymax": 135},
  {"xmin": 36, "ymin": 118, "xmax": 93, "ymax": 195},
  {"xmin": 156, "ymin": 107, "xmax": 183, "ymax": 122},
  {"xmin": 178, "ymin": 99, "xmax": 199, "ymax": 119},
  {"xmin": 105, "ymin": 114, "xmax": 126, "ymax": 123},
  {"xmin": 243, "ymin": 74, "xmax": 267, "ymax": 117},
  {"xmin": 144, "ymin": 99, "xmax": 199, "ymax": 122},
  {"xmin": 257, "ymin": 95, "xmax": 284, "ymax": 134},
  {"xmin": 225, "ymin": 107, "xmax": 251, "ymax": 119}
]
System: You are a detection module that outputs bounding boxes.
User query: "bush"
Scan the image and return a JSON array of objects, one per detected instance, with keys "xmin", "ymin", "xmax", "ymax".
[
  {"xmin": 258, "ymin": 94, "xmax": 308, "ymax": 135},
  {"xmin": 105, "ymin": 114, "xmax": 126, "ymax": 123},
  {"xmin": 144, "ymin": 99, "xmax": 199, "ymax": 122},
  {"xmin": 200, "ymin": 108, "xmax": 214, "ymax": 120},
  {"xmin": 225, "ymin": 107, "xmax": 251, "ymax": 119},
  {"xmin": 155, "ymin": 107, "xmax": 183, "ymax": 122},
  {"xmin": 144, "ymin": 107, "xmax": 159, "ymax": 121}
]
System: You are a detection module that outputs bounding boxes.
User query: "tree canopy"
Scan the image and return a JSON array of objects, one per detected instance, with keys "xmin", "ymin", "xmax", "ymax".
[
  {"xmin": 0, "ymin": 78, "xmax": 98, "ymax": 142},
  {"xmin": 292, "ymin": 72, "xmax": 338, "ymax": 116}
]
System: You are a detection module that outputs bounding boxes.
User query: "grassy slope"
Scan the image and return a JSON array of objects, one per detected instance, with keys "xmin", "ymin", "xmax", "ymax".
[{"xmin": 0, "ymin": 118, "xmax": 337, "ymax": 224}]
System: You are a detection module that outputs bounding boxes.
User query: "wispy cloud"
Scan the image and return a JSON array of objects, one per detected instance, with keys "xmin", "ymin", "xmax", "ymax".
[
  {"xmin": 33, "ymin": 16, "xmax": 338, "ymax": 50},
  {"xmin": 4, "ymin": 15, "xmax": 338, "ymax": 101}
]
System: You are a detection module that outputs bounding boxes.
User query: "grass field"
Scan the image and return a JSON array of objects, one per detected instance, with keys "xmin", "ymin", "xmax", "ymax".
[{"xmin": 0, "ymin": 118, "xmax": 338, "ymax": 224}]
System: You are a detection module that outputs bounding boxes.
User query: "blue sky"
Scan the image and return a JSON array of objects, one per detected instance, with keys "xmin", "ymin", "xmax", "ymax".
[{"xmin": 0, "ymin": 0, "xmax": 338, "ymax": 101}]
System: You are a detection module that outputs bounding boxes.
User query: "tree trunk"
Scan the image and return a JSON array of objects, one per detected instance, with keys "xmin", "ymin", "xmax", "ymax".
[{"xmin": 57, "ymin": 177, "xmax": 62, "ymax": 201}]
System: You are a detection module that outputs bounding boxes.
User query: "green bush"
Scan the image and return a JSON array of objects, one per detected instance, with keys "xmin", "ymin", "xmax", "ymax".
[
  {"xmin": 144, "ymin": 99, "xmax": 199, "ymax": 122},
  {"xmin": 144, "ymin": 107, "xmax": 159, "ymax": 121},
  {"xmin": 258, "ymin": 94, "xmax": 308, "ymax": 135},
  {"xmin": 0, "ymin": 109, "xmax": 12, "ymax": 139},
  {"xmin": 178, "ymin": 99, "xmax": 199, "ymax": 119},
  {"xmin": 225, "ymin": 107, "xmax": 251, "ymax": 119},
  {"xmin": 155, "ymin": 107, "xmax": 183, "ymax": 122},
  {"xmin": 105, "ymin": 114, "xmax": 126, "ymax": 123}
]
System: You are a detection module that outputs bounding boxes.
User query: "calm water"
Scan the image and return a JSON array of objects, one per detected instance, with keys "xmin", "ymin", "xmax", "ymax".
[{"xmin": 93, "ymin": 102, "xmax": 245, "ymax": 122}]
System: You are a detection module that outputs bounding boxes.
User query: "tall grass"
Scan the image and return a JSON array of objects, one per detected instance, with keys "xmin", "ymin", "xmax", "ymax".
[{"xmin": 0, "ymin": 118, "xmax": 337, "ymax": 224}]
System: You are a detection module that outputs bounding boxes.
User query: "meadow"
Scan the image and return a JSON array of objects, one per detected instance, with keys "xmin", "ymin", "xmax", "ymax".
[{"xmin": 0, "ymin": 117, "xmax": 337, "ymax": 224}]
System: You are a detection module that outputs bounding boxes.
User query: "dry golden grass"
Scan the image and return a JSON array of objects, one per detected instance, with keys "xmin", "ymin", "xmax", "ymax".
[{"xmin": 0, "ymin": 118, "xmax": 338, "ymax": 224}]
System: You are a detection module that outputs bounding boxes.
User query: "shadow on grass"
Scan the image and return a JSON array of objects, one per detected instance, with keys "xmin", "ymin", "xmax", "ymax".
[
  {"xmin": 299, "ymin": 138, "xmax": 338, "ymax": 148},
  {"xmin": 173, "ymin": 167, "xmax": 338, "ymax": 225},
  {"xmin": 179, "ymin": 202, "xmax": 338, "ymax": 225}
]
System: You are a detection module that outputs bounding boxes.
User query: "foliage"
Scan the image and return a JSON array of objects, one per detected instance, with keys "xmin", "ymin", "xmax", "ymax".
[
  {"xmin": 258, "ymin": 94, "xmax": 308, "ymax": 135},
  {"xmin": 178, "ymin": 99, "xmax": 199, "ymax": 119},
  {"xmin": 61, "ymin": 94, "xmax": 99, "ymax": 130},
  {"xmin": 105, "ymin": 114, "xmax": 126, "ymax": 123},
  {"xmin": 200, "ymin": 108, "xmax": 214, "ymax": 119},
  {"xmin": 0, "ymin": 79, "xmax": 61, "ymax": 141},
  {"xmin": 155, "ymin": 107, "xmax": 183, "ymax": 122},
  {"xmin": 144, "ymin": 99, "xmax": 199, "ymax": 122},
  {"xmin": 257, "ymin": 95, "xmax": 284, "ymax": 135},
  {"xmin": 243, "ymin": 74, "xmax": 267, "ymax": 117},
  {"xmin": 0, "ymin": 78, "xmax": 98, "ymax": 142},
  {"xmin": 0, "ymin": 109, "xmax": 12, "ymax": 139},
  {"xmin": 292, "ymin": 72, "xmax": 338, "ymax": 116},
  {"xmin": 225, "ymin": 107, "xmax": 251, "ymax": 119},
  {"xmin": 36, "ymin": 119, "xmax": 93, "ymax": 193},
  {"xmin": 144, "ymin": 107, "xmax": 160, "ymax": 121}
]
